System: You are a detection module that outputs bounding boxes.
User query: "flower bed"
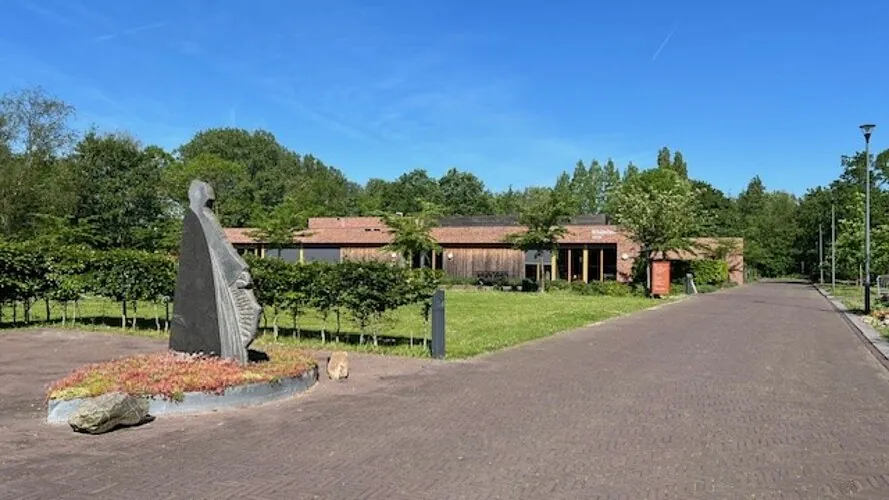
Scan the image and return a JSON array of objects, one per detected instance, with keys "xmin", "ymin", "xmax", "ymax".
[{"xmin": 47, "ymin": 345, "xmax": 317, "ymax": 402}]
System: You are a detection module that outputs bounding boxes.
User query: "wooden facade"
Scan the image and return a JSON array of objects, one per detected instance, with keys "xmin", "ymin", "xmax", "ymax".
[
  {"xmin": 341, "ymin": 246, "xmax": 391, "ymax": 263},
  {"xmin": 440, "ymin": 247, "xmax": 524, "ymax": 278}
]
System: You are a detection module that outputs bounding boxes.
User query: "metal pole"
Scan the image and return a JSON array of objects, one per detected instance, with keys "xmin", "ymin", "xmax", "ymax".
[
  {"xmin": 832, "ymin": 204, "xmax": 836, "ymax": 292},
  {"xmin": 430, "ymin": 288, "xmax": 445, "ymax": 359},
  {"xmin": 819, "ymin": 223, "xmax": 824, "ymax": 285},
  {"xmin": 864, "ymin": 129, "xmax": 873, "ymax": 314}
]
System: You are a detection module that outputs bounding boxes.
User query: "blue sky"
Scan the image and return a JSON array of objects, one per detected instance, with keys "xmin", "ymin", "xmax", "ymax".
[{"xmin": 2, "ymin": 0, "xmax": 888, "ymax": 197}]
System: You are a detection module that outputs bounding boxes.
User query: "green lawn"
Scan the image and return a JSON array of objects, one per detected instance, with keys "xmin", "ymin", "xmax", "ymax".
[{"xmin": 1, "ymin": 290, "xmax": 662, "ymax": 358}]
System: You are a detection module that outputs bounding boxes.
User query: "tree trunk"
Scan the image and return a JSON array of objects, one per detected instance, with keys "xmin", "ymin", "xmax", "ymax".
[
  {"xmin": 121, "ymin": 300, "xmax": 127, "ymax": 328},
  {"xmin": 154, "ymin": 303, "xmax": 161, "ymax": 332},
  {"xmin": 45, "ymin": 297, "xmax": 51, "ymax": 322},
  {"xmin": 165, "ymin": 302, "xmax": 170, "ymax": 332},
  {"xmin": 73, "ymin": 300, "xmax": 78, "ymax": 325},
  {"xmin": 132, "ymin": 302, "xmax": 138, "ymax": 329},
  {"xmin": 336, "ymin": 310, "xmax": 341, "ymax": 334},
  {"xmin": 62, "ymin": 302, "xmax": 67, "ymax": 326},
  {"xmin": 25, "ymin": 299, "xmax": 32, "ymax": 323},
  {"xmin": 13, "ymin": 302, "xmax": 17, "ymax": 324},
  {"xmin": 539, "ymin": 256, "xmax": 546, "ymax": 292},
  {"xmin": 272, "ymin": 308, "xmax": 279, "ymax": 340},
  {"xmin": 293, "ymin": 310, "xmax": 301, "ymax": 339},
  {"xmin": 320, "ymin": 325, "xmax": 326, "ymax": 344}
]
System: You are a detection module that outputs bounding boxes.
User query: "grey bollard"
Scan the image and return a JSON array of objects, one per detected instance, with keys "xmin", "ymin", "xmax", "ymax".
[{"xmin": 430, "ymin": 288, "xmax": 445, "ymax": 359}]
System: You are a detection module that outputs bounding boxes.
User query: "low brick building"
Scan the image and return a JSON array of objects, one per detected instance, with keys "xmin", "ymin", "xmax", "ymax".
[{"xmin": 224, "ymin": 215, "xmax": 744, "ymax": 285}]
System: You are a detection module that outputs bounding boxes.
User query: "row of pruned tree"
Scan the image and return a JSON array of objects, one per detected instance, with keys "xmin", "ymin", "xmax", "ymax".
[
  {"xmin": 0, "ymin": 243, "xmax": 176, "ymax": 329},
  {"xmin": 0, "ymin": 242, "xmax": 441, "ymax": 345}
]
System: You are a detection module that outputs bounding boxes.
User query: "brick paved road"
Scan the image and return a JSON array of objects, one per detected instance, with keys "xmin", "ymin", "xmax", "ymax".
[{"xmin": 4, "ymin": 282, "xmax": 889, "ymax": 499}]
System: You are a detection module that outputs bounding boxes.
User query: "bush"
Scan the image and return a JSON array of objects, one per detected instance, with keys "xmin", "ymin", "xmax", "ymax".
[
  {"xmin": 584, "ymin": 281, "xmax": 638, "ymax": 297},
  {"xmin": 521, "ymin": 278, "xmax": 539, "ymax": 292},
  {"xmin": 690, "ymin": 259, "xmax": 729, "ymax": 285},
  {"xmin": 558, "ymin": 280, "xmax": 642, "ymax": 297},
  {"xmin": 547, "ymin": 279, "xmax": 571, "ymax": 291}
]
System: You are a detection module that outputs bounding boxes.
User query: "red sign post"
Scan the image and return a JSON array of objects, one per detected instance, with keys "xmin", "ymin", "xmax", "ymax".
[{"xmin": 650, "ymin": 260, "xmax": 671, "ymax": 297}]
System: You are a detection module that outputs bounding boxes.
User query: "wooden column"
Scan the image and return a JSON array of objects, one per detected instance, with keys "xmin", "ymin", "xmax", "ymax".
[
  {"xmin": 599, "ymin": 248, "xmax": 605, "ymax": 281},
  {"xmin": 582, "ymin": 247, "xmax": 589, "ymax": 283},
  {"xmin": 551, "ymin": 252, "xmax": 557, "ymax": 281},
  {"xmin": 260, "ymin": 246, "xmax": 267, "ymax": 258},
  {"xmin": 299, "ymin": 246, "xmax": 305, "ymax": 264},
  {"xmin": 431, "ymin": 251, "xmax": 436, "ymax": 270},
  {"xmin": 567, "ymin": 249, "xmax": 572, "ymax": 282}
]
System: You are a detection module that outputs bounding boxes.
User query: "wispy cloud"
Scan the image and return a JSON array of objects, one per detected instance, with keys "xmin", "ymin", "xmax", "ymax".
[
  {"xmin": 18, "ymin": 1, "xmax": 79, "ymax": 28},
  {"xmin": 93, "ymin": 21, "xmax": 169, "ymax": 43},
  {"xmin": 651, "ymin": 25, "xmax": 678, "ymax": 62},
  {"xmin": 228, "ymin": 102, "xmax": 238, "ymax": 126}
]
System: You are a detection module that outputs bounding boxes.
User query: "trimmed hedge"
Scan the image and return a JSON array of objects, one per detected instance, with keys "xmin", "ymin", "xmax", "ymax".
[
  {"xmin": 690, "ymin": 259, "xmax": 729, "ymax": 285},
  {"xmin": 0, "ymin": 242, "xmax": 441, "ymax": 346}
]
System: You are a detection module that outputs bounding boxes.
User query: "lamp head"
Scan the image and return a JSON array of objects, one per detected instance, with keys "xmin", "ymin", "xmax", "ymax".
[{"xmin": 861, "ymin": 124, "xmax": 876, "ymax": 142}]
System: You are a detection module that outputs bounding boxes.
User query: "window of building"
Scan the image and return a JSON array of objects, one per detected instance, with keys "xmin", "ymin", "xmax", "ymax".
[{"xmin": 304, "ymin": 247, "xmax": 341, "ymax": 263}]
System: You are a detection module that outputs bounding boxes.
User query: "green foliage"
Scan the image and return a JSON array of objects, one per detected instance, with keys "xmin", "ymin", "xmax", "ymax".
[
  {"xmin": 381, "ymin": 201, "xmax": 442, "ymax": 265},
  {"xmin": 567, "ymin": 280, "xmax": 640, "ymax": 297},
  {"xmin": 689, "ymin": 259, "xmax": 729, "ymax": 285},
  {"xmin": 611, "ymin": 168, "xmax": 702, "ymax": 292},
  {"xmin": 505, "ymin": 192, "xmax": 570, "ymax": 291}
]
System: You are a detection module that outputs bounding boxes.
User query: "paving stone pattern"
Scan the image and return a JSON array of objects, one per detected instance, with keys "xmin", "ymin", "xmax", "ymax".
[{"xmin": 4, "ymin": 282, "xmax": 889, "ymax": 499}]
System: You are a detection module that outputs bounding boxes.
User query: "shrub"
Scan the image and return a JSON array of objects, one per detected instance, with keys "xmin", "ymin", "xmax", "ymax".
[
  {"xmin": 521, "ymin": 278, "xmax": 539, "ymax": 292},
  {"xmin": 547, "ymin": 279, "xmax": 571, "ymax": 291},
  {"xmin": 690, "ymin": 259, "xmax": 729, "ymax": 285},
  {"xmin": 584, "ymin": 281, "xmax": 637, "ymax": 297}
]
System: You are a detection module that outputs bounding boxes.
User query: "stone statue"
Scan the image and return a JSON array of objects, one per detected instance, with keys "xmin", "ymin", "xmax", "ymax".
[{"xmin": 170, "ymin": 180, "xmax": 262, "ymax": 364}]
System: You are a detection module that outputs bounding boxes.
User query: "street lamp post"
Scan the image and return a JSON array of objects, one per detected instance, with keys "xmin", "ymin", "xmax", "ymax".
[{"xmin": 861, "ymin": 124, "xmax": 876, "ymax": 314}]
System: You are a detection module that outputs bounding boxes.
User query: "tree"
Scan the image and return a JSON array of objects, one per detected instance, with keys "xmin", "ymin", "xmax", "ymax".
[
  {"xmin": 569, "ymin": 160, "xmax": 592, "ymax": 214},
  {"xmin": 671, "ymin": 151, "xmax": 688, "ymax": 178},
  {"xmin": 656, "ymin": 147, "xmax": 672, "ymax": 170},
  {"xmin": 504, "ymin": 193, "xmax": 569, "ymax": 291},
  {"xmin": 438, "ymin": 168, "xmax": 493, "ymax": 215},
  {"xmin": 600, "ymin": 159, "xmax": 622, "ymax": 212},
  {"xmin": 692, "ymin": 181, "xmax": 739, "ymax": 237},
  {"xmin": 382, "ymin": 201, "xmax": 442, "ymax": 267},
  {"xmin": 491, "ymin": 186, "xmax": 524, "ymax": 215},
  {"xmin": 0, "ymin": 86, "xmax": 76, "ymax": 164},
  {"xmin": 611, "ymin": 168, "xmax": 701, "ymax": 291},
  {"xmin": 622, "ymin": 162, "xmax": 640, "ymax": 184},
  {"xmin": 0, "ymin": 87, "xmax": 78, "ymax": 239},
  {"xmin": 249, "ymin": 196, "xmax": 309, "ymax": 255},
  {"xmin": 383, "ymin": 169, "xmax": 441, "ymax": 214},
  {"xmin": 68, "ymin": 130, "xmax": 169, "ymax": 250},
  {"xmin": 552, "ymin": 171, "xmax": 577, "ymax": 214},
  {"xmin": 163, "ymin": 152, "xmax": 252, "ymax": 227}
]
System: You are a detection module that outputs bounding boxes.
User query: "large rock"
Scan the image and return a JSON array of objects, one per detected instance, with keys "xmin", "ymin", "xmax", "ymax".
[
  {"xmin": 327, "ymin": 352, "xmax": 349, "ymax": 380},
  {"xmin": 169, "ymin": 180, "xmax": 262, "ymax": 364},
  {"xmin": 68, "ymin": 392, "xmax": 150, "ymax": 434}
]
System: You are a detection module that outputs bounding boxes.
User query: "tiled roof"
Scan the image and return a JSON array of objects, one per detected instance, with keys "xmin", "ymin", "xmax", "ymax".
[
  {"xmin": 224, "ymin": 223, "xmax": 627, "ymax": 246},
  {"xmin": 225, "ymin": 217, "xmax": 743, "ymax": 250}
]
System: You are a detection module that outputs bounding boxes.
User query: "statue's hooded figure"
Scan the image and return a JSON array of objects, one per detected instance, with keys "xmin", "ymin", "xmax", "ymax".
[{"xmin": 170, "ymin": 180, "xmax": 261, "ymax": 363}]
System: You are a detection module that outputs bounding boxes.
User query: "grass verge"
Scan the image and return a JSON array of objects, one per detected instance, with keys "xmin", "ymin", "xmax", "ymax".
[{"xmin": 819, "ymin": 284, "xmax": 889, "ymax": 338}]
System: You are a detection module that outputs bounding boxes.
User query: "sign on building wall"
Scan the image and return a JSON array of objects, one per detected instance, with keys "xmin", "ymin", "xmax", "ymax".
[{"xmin": 651, "ymin": 260, "xmax": 671, "ymax": 297}]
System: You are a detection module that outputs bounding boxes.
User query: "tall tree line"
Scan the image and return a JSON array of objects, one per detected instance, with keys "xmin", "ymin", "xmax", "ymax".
[{"xmin": 4, "ymin": 85, "xmax": 876, "ymax": 279}]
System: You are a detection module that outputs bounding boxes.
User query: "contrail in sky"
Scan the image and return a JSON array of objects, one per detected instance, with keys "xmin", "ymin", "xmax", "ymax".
[{"xmin": 651, "ymin": 25, "xmax": 678, "ymax": 61}]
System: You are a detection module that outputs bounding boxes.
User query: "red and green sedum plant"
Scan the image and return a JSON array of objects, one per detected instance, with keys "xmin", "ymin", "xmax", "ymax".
[{"xmin": 47, "ymin": 345, "xmax": 316, "ymax": 402}]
